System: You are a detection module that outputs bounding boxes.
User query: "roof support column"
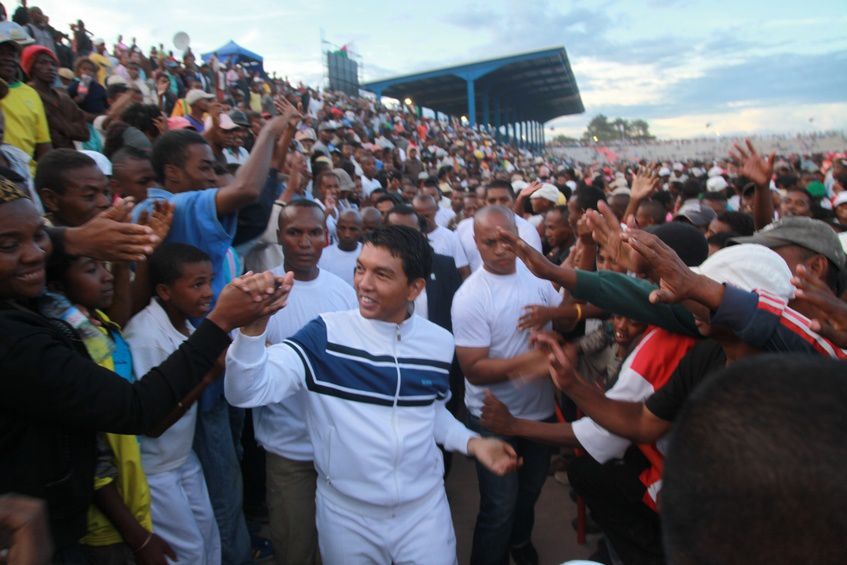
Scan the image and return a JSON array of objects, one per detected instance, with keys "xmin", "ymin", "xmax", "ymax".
[
  {"xmin": 494, "ymin": 97, "xmax": 501, "ymax": 143},
  {"xmin": 482, "ymin": 93, "xmax": 490, "ymax": 133},
  {"xmin": 465, "ymin": 78, "xmax": 476, "ymax": 126},
  {"xmin": 534, "ymin": 121, "xmax": 540, "ymax": 152}
]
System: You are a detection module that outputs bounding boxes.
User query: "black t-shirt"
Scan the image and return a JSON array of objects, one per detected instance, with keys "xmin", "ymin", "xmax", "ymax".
[{"xmin": 645, "ymin": 339, "xmax": 726, "ymax": 421}]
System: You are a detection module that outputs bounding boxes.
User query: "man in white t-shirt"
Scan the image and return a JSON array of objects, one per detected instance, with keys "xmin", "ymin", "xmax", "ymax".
[
  {"xmin": 318, "ymin": 208, "xmax": 363, "ymax": 287},
  {"xmin": 259, "ymin": 200, "xmax": 358, "ymax": 564},
  {"xmin": 451, "ymin": 205, "xmax": 560, "ymax": 565},
  {"xmin": 413, "ymin": 194, "xmax": 470, "ymax": 280},
  {"xmin": 359, "ymin": 155, "xmax": 383, "ymax": 198},
  {"xmin": 457, "ymin": 180, "xmax": 543, "ymax": 272}
]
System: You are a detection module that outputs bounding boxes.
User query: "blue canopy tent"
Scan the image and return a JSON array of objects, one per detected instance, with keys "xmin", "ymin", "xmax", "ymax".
[{"xmin": 201, "ymin": 40, "xmax": 264, "ymax": 75}]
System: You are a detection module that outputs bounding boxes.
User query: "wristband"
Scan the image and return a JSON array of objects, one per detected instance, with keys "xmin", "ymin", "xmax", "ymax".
[
  {"xmin": 133, "ymin": 532, "xmax": 153, "ymax": 553},
  {"xmin": 574, "ymin": 303, "xmax": 583, "ymax": 323}
]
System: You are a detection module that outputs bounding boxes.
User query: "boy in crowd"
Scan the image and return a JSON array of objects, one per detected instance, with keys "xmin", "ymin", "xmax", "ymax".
[{"xmin": 124, "ymin": 244, "xmax": 223, "ymax": 565}]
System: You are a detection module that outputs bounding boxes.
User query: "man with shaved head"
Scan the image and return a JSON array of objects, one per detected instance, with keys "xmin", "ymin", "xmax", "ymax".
[
  {"xmin": 360, "ymin": 206, "xmax": 383, "ymax": 238},
  {"xmin": 318, "ymin": 208, "xmax": 363, "ymax": 287},
  {"xmin": 413, "ymin": 194, "xmax": 470, "ymax": 279},
  {"xmin": 451, "ymin": 205, "xmax": 564, "ymax": 564},
  {"xmin": 259, "ymin": 200, "xmax": 358, "ymax": 564}
]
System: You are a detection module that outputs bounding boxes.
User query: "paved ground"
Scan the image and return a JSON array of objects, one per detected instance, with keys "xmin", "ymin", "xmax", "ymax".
[{"xmin": 446, "ymin": 453, "xmax": 596, "ymax": 565}]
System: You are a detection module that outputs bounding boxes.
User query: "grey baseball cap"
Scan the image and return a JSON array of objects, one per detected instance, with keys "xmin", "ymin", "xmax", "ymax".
[{"xmin": 731, "ymin": 217, "xmax": 846, "ymax": 271}]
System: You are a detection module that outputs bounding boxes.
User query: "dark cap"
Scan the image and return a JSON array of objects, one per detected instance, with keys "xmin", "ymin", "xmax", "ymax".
[
  {"xmin": 229, "ymin": 110, "xmax": 250, "ymax": 128},
  {"xmin": 674, "ymin": 205, "xmax": 717, "ymax": 228},
  {"xmin": 731, "ymin": 217, "xmax": 846, "ymax": 271},
  {"xmin": 646, "ymin": 221, "xmax": 709, "ymax": 267}
]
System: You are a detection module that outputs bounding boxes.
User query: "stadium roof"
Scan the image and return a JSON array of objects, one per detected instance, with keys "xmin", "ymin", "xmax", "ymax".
[{"xmin": 361, "ymin": 47, "xmax": 583, "ymax": 126}]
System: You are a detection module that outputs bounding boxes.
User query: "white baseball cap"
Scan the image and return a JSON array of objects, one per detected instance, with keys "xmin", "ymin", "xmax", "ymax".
[
  {"xmin": 0, "ymin": 21, "xmax": 33, "ymax": 46},
  {"xmin": 694, "ymin": 243, "xmax": 794, "ymax": 302}
]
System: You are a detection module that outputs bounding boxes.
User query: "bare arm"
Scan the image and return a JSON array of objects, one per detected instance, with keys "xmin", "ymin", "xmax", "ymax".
[
  {"xmin": 456, "ymin": 346, "xmax": 549, "ymax": 386},
  {"xmin": 215, "ymin": 116, "xmax": 289, "ymax": 216},
  {"xmin": 562, "ymin": 377, "xmax": 671, "ymax": 444},
  {"xmin": 481, "ymin": 390, "xmax": 579, "ymax": 446},
  {"xmin": 730, "ymin": 139, "xmax": 775, "ymax": 230}
]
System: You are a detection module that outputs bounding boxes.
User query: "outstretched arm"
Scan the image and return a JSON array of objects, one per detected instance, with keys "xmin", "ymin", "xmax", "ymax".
[{"xmin": 480, "ymin": 391, "xmax": 580, "ymax": 447}]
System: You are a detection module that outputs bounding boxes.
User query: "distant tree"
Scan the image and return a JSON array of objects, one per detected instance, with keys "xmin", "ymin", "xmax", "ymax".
[
  {"xmin": 552, "ymin": 134, "xmax": 578, "ymax": 144},
  {"xmin": 581, "ymin": 115, "xmax": 655, "ymax": 142}
]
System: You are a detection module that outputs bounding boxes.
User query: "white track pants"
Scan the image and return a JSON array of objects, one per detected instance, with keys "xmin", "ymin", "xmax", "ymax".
[
  {"xmin": 316, "ymin": 485, "xmax": 458, "ymax": 565},
  {"xmin": 146, "ymin": 453, "xmax": 221, "ymax": 565}
]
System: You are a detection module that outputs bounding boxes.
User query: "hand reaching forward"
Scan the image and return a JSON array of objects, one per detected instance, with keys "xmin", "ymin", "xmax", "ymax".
[
  {"xmin": 467, "ymin": 435, "xmax": 521, "ymax": 476},
  {"xmin": 137, "ymin": 200, "xmax": 175, "ymax": 249},
  {"xmin": 480, "ymin": 390, "xmax": 517, "ymax": 436},
  {"xmin": 623, "ymin": 229, "xmax": 701, "ymax": 304},
  {"xmin": 585, "ymin": 201, "xmax": 638, "ymax": 271},
  {"xmin": 531, "ymin": 330, "xmax": 580, "ymax": 391},
  {"xmin": 793, "ymin": 264, "xmax": 847, "ymax": 348},
  {"xmin": 496, "ymin": 226, "xmax": 562, "ymax": 282},
  {"xmin": 729, "ymin": 139, "xmax": 775, "ymax": 189},
  {"xmin": 65, "ymin": 198, "xmax": 160, "ymax": 262}
]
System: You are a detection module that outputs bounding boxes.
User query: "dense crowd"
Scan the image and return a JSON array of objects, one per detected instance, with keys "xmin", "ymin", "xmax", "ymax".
[{"xmin": 1, "ymin": 5, "xmax": 846, "ymax": 565}]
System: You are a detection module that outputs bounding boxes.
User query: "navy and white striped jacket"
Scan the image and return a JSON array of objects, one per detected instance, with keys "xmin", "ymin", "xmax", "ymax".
[{"xmin": 225, "ymin": 309, "xmax": 477, "ymax": 511}]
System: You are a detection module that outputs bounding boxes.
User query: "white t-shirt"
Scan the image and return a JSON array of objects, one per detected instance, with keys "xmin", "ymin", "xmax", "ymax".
[
  {"xmin": 224, "ymin": 147, "xmax": 249, "ymax": 165},
  {"xmin": 255, "ymin": 267, "xmax": 358, "ymax": 460},
  {"xmin": 451, "ymin": 263, "xmax": 559, "ymax": 420},
  {"xmin": 318, "ymin": 241, "xmax": 362, "ymax": 288},
  {"xmin": 362, "ymin": 176, "xmax": 383, "ymax": 198},
  {"xmin": 456, "ymin": 215, "xmax": 544, "ymax": 272},
  {"xmin": 124, "ymin": 299, "xmax": 197, "ymax": 474},
  {"xmin": 435, "ymin": 206, "xmax": 456, "ymax": 228},
  {"xmin": 427, "ymin": 225, "xmax": 468, "ymax": 270}
]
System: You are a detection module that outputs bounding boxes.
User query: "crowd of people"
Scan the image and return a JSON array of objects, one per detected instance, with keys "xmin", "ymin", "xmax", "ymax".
[{"xmin": 0, "ymin": 5, "xmax": 846, "ymax": 565}]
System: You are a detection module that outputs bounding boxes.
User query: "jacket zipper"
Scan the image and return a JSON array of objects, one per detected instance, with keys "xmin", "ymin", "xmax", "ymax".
[{"xmin": 391, "ymin": 323, "xmax": 402, "ymax": 508}]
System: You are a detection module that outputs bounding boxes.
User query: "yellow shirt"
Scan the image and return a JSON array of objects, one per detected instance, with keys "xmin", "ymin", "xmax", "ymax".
[
  {"xmin": 250, "ymin": 91, "xmax": 262, "ymax": 112},
  {"xmin": 1, "ymin": 82, "xmax": 50, "ymax": 172},
  {"xmin": 88, "ymin": 52, "xmax": 112, "ymax": 85},
  {"xmin": 81, "ymin": 315, "xmax": 153, "ymax": 547}
]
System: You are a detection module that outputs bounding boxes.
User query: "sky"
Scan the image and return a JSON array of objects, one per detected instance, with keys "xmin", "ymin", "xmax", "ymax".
[{"xmin": 38, "ymin": 0, "xmax": 847, "ymax": 139}]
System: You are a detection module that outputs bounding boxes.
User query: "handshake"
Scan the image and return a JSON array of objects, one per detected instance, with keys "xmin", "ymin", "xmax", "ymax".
[{"xmin": 207, "ymin": 271, "xmax": 295, "ymax": 333}]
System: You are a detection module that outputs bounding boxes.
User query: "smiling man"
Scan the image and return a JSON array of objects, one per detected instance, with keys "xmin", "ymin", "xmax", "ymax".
[
  {"xmin": 257, "ymin": 200, "xmax": 357, "ymax": 565},
  {"xmin": 225, "ymin": 225, "xmax": 519, "ymax": 564}
]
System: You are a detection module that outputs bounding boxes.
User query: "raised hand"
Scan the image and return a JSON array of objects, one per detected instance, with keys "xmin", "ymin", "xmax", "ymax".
[
  {"xmin": 137, "ymin": 200, "xmax": 174, "ymax": 248},
  {"xmin": 495, "ymin": 226, "xmax": 562, "ymax": 282},
  {"xmin": 519, "ymin": 181, "xmax": 543, "ymax": 198},
  {"xmin": 630, "ymin": 164, "xmax": 660, "ymax": 202},
  {"xmin": 623, "ymin": 230, "xmax": 701, "ymax": 304},
  {"xmin": 65, "ymin": 198, "xmax": 160, "ymax": 262},
  {"xmin": 274, "ymin": 96, "xmax": 302, "ymax": 129},
  {"xmin": 153, "ymin": 114, "xmax": 169, "ymax": 135},
  {"xmin": 530, "ymin": 331, "xmax": 579, "ymax": 391},
  {"xmin": 793, "ymin": 264, "xmax": 847, "ymax": 348},
  {"xmin": 729, "ymin": 139, "xmax": 775, "ymax": 189},
  {"xmin": 585, "ymin": 200, "xmax": 646, "ymax": 273}
]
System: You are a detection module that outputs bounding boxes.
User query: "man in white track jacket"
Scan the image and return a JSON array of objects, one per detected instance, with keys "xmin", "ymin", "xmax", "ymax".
[{"xmin": 225, "ymin": 225, "xmax": 519, "ymax": 564}]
